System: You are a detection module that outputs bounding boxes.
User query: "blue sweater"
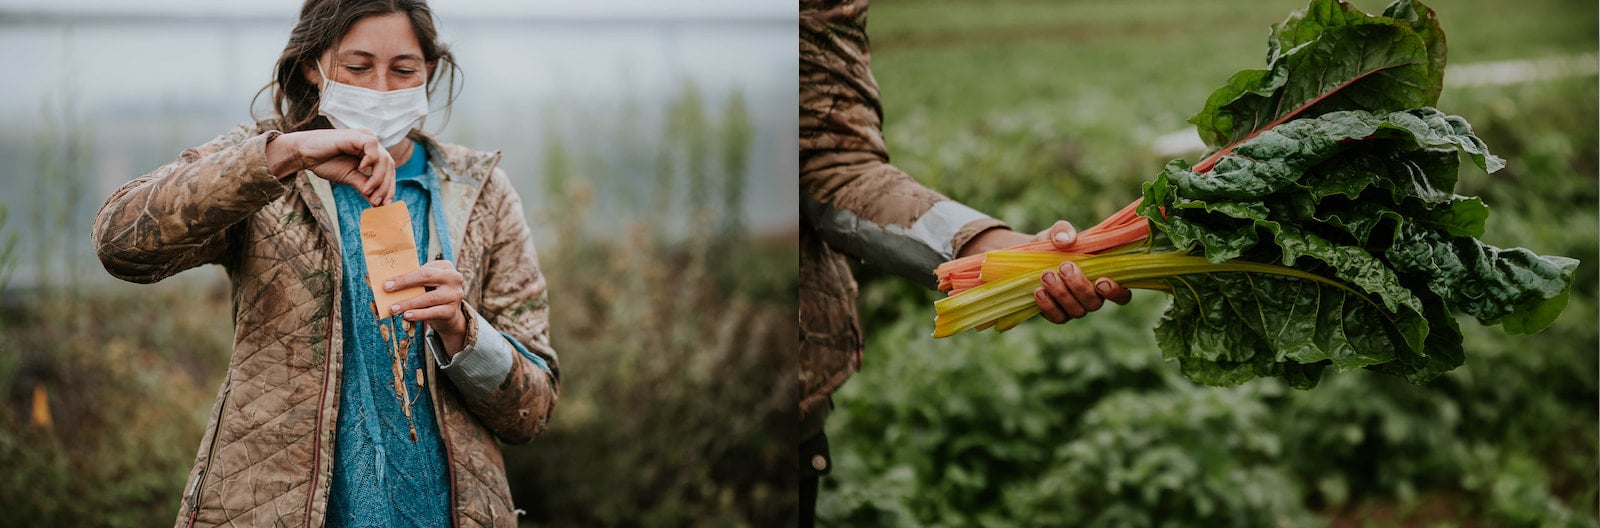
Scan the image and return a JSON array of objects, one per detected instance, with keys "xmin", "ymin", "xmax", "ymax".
[{"xmin": 327, "ymin": 145, "xmax": 451, "ymax": 527}]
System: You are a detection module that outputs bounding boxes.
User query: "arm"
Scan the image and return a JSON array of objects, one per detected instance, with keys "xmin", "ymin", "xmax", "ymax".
[
  {"xmin": 92, "ymin": 125, "xmax": 288, "ymax": 283},
  {"xmin": 800, "ymin": 0, "xmax": 1129, "ymax": 321},
  {"xmin": 93, "ymin": 125, "xmax": 399, "ymax": 284},
  {"xmin": 799, "ymin": 2, "xmax": 1006, "ymax": 288},
  {"xmin": 399, "ymin": 169, "xmax": 557, "ymax": 445}
]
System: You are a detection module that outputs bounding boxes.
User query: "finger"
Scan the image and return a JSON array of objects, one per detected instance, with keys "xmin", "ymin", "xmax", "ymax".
[
  {"xmin": 354, "ymin": 165, "xmax": 383, "ymax": 196},
  {"xmin": 1047, "ymin": 220, "xmax": 1077, "ymax": 250},
  {"xmin": 338, "ymin": 166, "xmax": 373, "ymax": 193},
  {"xmin": 350, "ymin": 142, "xmax": 384, "ymax": 197},
  {"xmin": 352, "ymin": 136, "xmax": 393, "ymax": 206},
  {"xmin": 391, "ymin": 289, "xmax": 463, "ymax": 316},
  {"xmin": 422, "ymin": 259, "xmax": 456, "ymax": 270},
  {"xmin": 373, "ymin": 151, "xmax": 396, "ymax": 206},
  {"xmin": 369, "ymin": 167, "xmax": 394, "ymax": 206},
  {"xmin": 401, "ymin": 303, "xmax": 461, "ymax": 324},
  {"xmin": 385, "ymin": 265, "xmax": 463, "ymax": 292},
  {"xmin": 1096, "ymin": 278, "xmax": 1134, "ymax": 305},
  {"xmin": 1058, "ymin": 262, "xmax": 1104, "ymax": 313},
  {"xmin": 357, "ymin": 154, "xmax": 382, "ymax": 192},
  {"xmin": 1040, "ymin": 269, "xmax": 1086, "ymax": 319},
  {"xmin": 381, "ymin": 169, "xmax": 396, "ymax": 205},
  {"xmin": 1034, "ymin": 288, "xmax": 1068, "ymax": 324}
]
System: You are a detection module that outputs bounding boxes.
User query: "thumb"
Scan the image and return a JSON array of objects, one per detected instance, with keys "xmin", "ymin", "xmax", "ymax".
[{"xmin": 1044, "ymin": 220, "xmax": 1076, "ymax": 250}]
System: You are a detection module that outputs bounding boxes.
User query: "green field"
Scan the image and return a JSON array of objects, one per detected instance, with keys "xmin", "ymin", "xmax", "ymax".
[{"xmin": 821, "ymin": 0, "xmax": 1598, "ymax": 526}]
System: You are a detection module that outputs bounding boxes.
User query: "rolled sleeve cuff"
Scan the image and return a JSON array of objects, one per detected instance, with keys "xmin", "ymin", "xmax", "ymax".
[
  {"xmin": 428, "ymin": 310, "xmax": 514, "ymax": 400},
  {"xmin": 806, "ymin": 197, "xmax": 1008, "ymax": 288}
]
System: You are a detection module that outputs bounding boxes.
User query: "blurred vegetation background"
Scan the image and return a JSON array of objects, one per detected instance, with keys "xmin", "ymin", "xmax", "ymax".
[
  {"xmin": 0, "ymin": 3, "xmax": 796, "ymax": 527},
  {"xmin": 818, "ymin": 0, "xmax": 1598, "ymax": 526}
]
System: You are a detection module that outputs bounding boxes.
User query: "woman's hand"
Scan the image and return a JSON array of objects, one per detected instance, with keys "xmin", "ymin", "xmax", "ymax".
[
  {"xmin": 265, "ymin": 128, "xmax": 396, "ymax": 206},
  {"xmin": 960, "ymin": 221, "xmax": 1132, "ymax": 325},
  {"xmin": 1034, "ymin": 220, "xmax": 1132, "ymax": 323},
  {"xmin": 384, "ymin": 260, "xmax": 470, "ymax": 355}
]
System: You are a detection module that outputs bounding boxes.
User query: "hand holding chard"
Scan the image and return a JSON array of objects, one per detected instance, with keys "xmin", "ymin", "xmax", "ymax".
[{"xmin": 931, "ymin": 0, "xmax": 1579, "ymax": 388}]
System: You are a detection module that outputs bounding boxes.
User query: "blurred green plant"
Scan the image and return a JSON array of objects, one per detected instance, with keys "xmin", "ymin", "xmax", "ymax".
[
  {"xmin": 31, "ymin": 93, "xmax": 91, "ymax": 296},
  {"xmin": 0, "ymin": 204, "xmax": 18, "ymax": 295},
  {"xmin": 503, "ymin": 83, "xmax": 796, "ymax": 528}
]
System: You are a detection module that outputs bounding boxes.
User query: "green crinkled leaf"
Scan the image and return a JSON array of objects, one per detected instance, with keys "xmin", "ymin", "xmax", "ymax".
[
  {"xmin": 1139, "ymin": 86, "xmax": 1573, "ymax": 386},
  {"xmin": 1171, "ymin": 109, "xmax": 1501, "ymax": 206},
  {"xmin": 1300, "ymin": 146, "xmax": 1460, "ymax": 205},
  {"xmin": 1267, "ymin": 226, "xmax": 1427, "ymax": 350},
  {"xmin": 1414, "ymin": 197, "xmax": 1488, "ymax": 238},
  {"xmin": 1144, "ymin": 108, "xmax": 1499, "ymax": 255},
  {"xmin": 1316, "ymin": 201, "xmax": 1406, "ymax": 248},
  {"xmin": 1190, "ymin": 0, "xmax": 1445, "ymax": 149},
  {"xmin": 1121, "ymin": 0, "xmax": 1577, "ymax": 388},
  {"xmin": 1386, "ymin": 223, "xmax": 1578, "ymax": 333},
  {"xmin": 1367, "ymin": 290, "xmax": 1463, "ymax": 383},
  {"xmin": 1155, "ymin": 273, "xmax": 1420, "ymax": 388}
]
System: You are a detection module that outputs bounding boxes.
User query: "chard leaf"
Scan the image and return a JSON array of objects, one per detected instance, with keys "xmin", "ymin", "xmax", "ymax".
[
  {"xmin": 1300, "ymin": 147, "xmax": 1461, "ymax": 205},
  {"xmin": 1316, "ymin": 201, "xmax": 1406, "ymax": 248},
  {"xmin": 1414, "ymin": 197, "xmax": 1488, "ymax": 238},
  {"xmin": 1368, "ymin": 290, "xmax": 1463, "ymax": 383},
  {"xmin": 1190, "ymin": 0, "xmax": 1445, "ymax": 149},
  {"xmin": 1386, "ymin": 223, "xmax": 1579, "ymax": 333},
  {"xmin": 1268, "ymin": 225, "xmax": 1426, "ymax": 344},
  {"xmin": 1172, "ymin": 109, "xmax": 1502, "ymax": 205},
  {"xmin": 1319, "ymin": 198, "xmax": 1487, "ymax": 248},
  {"xmin": 1155, "ymin": 272, "xmax": 1418, "ymax": 388},
  {"xmin": 1142, "ymin": 108, "xmax": 1501, "ymax": 260},
  {"xmin": 1137, "ymin": 98, "xmax": 1575, "ymax": 386}
]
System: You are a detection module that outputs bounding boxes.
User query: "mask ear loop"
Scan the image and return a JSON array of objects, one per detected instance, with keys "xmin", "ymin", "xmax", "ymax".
[{"xmin": 314, "ymin": 57, "xmax": 333, "ymax": 93}]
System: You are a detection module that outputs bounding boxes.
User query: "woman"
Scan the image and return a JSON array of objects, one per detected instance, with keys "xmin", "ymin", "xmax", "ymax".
[{"xmin": 91, "ymin": 1, "xmax": 557, "ymax": 527}]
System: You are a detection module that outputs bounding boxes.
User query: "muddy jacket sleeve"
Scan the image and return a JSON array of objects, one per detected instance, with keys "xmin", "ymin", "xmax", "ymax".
[
  {"xmin": 445, "ymin": 168, "xmax": 559, "ymax": 445},
  {"xmin": 92, "ymin": 124, "xmax": 287, "ymax": 283},
  {"xmin": 799, "ymin": 0, "xmax": 1007, "ymax": 288}
]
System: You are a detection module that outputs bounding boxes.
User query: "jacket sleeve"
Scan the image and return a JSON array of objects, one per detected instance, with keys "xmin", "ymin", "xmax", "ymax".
[
  {"xmin": 452, "ymin": 168, "xmax": 559, "ymax": 445},
  {"xmin": 799, "ymin": 0, "xmax": 1007, "ymax": 288},
  {"xmin": 92, "ymin": 124, "xmax": 289, "ymax": 283}
]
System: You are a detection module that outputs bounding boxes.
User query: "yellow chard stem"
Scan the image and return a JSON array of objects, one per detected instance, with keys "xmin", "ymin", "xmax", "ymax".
[{"xmin": 934, "ymin": 249, "xmax": 1366, "ymax": 337}]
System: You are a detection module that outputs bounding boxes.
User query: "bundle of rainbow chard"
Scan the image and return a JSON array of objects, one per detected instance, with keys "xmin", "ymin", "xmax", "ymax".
[{"xmin": 932, "ymin": 0, "xmax": 1578, "ymax": 388}]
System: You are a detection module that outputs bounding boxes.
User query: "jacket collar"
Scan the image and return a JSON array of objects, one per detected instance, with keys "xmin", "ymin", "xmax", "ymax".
[{"xmin": 290, "ymin": 127, "xmax": 501, "ymax": 260}]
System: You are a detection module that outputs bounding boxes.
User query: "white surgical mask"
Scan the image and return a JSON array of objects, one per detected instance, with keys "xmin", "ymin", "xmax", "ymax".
[{"xmin": 316, "ymin": 61, "xmax": 429, "ymax": 148}]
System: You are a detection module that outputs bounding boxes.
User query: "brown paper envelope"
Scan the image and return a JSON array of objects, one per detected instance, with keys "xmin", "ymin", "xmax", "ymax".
[{"xmin": 362, "ymin": 201, "xmax": 427, "ymax": 319}]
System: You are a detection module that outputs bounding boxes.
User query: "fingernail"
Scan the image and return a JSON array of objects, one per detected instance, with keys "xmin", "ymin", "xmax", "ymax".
[
  {"xmin": 391, "ymin": 304, "xmax": 401, "ymax": 314},
  {"xmin": 384, "ymin": 281, "xmax": 395, "ymax": 291},
  {"xmin": 1053, "ymin": 232, "xmax": 1071, "ymax": 244},
  {"xmin": 403, "ymin": 311, "xmax": 413, "ymax": 320},
  {"xmin": 1095, "ymin": 279, "xmax": 1112, "ymax": 296}
]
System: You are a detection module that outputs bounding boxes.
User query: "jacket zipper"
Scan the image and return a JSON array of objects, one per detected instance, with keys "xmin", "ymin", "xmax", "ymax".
[
  {"xmin": 184, "ymin": 372, "xmax": 233, "ymax": 528},
  {"xmin": 303, "ymin": 186, "xmax": 343, "ymax": 527},
  {"xmin": 426, "ymin": 330, "xmax": 460, "ymax": 528},
  {"xmin": 303, "ymin": 296, "xmax": 338, "ymax": 526}
]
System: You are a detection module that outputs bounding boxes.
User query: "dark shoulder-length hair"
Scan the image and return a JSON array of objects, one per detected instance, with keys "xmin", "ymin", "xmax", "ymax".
[{"xmin": 254, "ymin": 0, "xmax": 461, "ymax": 132}]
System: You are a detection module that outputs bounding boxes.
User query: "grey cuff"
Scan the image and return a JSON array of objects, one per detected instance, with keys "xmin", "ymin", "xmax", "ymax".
[
  {"xmin": 804, "ymin": 196, "xmax": 997, "ymax": 288},
  {"xmin": 428, "ymin": 311, "xmax": 515, "ymax": 400}
]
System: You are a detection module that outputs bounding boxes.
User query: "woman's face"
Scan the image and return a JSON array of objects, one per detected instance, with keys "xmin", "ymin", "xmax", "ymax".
[{"xmin": 306, "ymin": 12, "xmax": 429, "ymax": 92}]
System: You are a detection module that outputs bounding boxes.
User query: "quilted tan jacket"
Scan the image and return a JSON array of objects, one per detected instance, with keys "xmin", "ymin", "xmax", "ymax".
[
  {"xmin": 799, "ymin": 0, "xmax": 1007, "ymax": 426},
  {"xmin": 92, "ymin": 122, "xmax": 559, "ymax": 528}
]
